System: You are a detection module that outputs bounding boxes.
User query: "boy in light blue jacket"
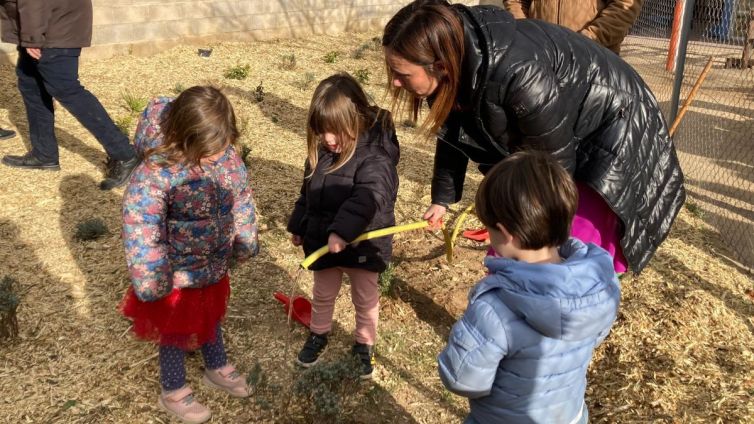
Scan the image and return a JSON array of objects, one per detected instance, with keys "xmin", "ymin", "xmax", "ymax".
[{"xmin": 438, "ymin": 151, "xmax": 621, "ymax": 424}]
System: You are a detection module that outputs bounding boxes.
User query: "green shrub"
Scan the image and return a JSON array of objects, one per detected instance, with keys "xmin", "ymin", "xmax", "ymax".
[
  {"xmin": 294, "ymin": 358, "xmax": 362, "ymax": 422},
  {"xmin": 75, "ymin": 218, "xmax": 108, "ymax": 241},
  {"xmin": 246, "ymin": 362, "xmax": 288, "ymax": 416},
  {"xmin": 378, "ymin": 262, "xmax": 397, "ymax": 296},
  {"xmin": 224, "ymin": 64, "xmax": 251, "ymax": 80}
]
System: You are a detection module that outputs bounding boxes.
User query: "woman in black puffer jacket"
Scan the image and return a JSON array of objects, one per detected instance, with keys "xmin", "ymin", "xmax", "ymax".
[{"xmin": 383, "ymin": 0, "xmax": 685, "ymax": 273}]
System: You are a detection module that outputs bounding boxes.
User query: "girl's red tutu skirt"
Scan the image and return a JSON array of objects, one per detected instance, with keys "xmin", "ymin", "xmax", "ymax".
[{"xmin": 120, "ymin": 275, "xmax": 230, "ymax": 350}]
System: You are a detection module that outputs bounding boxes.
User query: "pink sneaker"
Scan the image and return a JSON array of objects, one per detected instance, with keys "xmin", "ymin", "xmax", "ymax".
[
  {"xmin": 203, "ymin": 364, "xmax": 250, "ymax": 398},
  {"xmin": 158, "ymin": 386, "xmax": 211, "ymax": 424}
]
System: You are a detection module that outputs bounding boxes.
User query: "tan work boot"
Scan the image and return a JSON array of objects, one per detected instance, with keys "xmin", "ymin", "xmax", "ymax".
[
  {"xmin": 203, "ymin": 364, "xmax": 250, "ymax": 398},
  {"xmin": 157, "ymin": 385, "xmax": 211, "ymax": 424}
]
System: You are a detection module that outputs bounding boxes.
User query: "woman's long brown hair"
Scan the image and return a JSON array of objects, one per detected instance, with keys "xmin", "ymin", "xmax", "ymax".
[
  {"xmin": 382, "ymin": 0, "xmax": 464, "ymax": 138},
  {"xmin": 306, "ymin": 73, "xmax": 381, "ymax": 176},
  {"xmin": 145, "ymin": 86, "xmax": 239, "ymax": 167}
]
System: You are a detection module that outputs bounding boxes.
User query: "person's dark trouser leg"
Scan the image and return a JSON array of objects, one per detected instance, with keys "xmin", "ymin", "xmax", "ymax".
[
  {"xmin": 16, "ymin": 47, "xmax": 58, "ymax": 163},
  {"xmin": 36, "ymin": 48, "xmax": 135, "ymax": 161}
]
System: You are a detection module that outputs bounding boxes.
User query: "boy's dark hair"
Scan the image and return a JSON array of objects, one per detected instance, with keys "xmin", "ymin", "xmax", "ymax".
[{"xmin": 475, "ymin": 151, "xmax": 579, "ymax": 249}]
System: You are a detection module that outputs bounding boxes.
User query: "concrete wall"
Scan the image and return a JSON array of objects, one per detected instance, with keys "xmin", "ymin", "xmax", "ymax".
[{"xmin": 1, "ymin": 0, "xmax": 478, "ymax": 61}]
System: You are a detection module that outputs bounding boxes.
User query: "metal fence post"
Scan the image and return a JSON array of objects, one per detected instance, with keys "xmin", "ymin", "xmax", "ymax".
[{"xmin": 669, "ymin": 0, "xmax": 697, "ymax": 124}]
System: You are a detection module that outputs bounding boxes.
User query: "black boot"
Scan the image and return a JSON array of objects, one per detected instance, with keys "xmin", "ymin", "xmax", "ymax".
[
  {"xmin": 351, "ymin": 343, "xmax": 375, "ymax": 380},
  {"xmin": 2, "ymin": 152, "xmax": 59, "ymax": 170},
  {"xmin": 0, "ymin": 128, "xmax": 16, "ymax": 140},
  {"xmin": 296, "ymin": 332, "xmax": 328, "ymax": 368},
  {"xmin": 100, "ymin": 155, "xmax": 140, "ymax": 190}
]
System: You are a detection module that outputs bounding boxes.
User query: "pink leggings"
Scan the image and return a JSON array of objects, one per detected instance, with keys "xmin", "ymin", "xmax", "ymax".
[{"xmin": 310, "ymin": 267, "xmax": 379, "ymax": 345}]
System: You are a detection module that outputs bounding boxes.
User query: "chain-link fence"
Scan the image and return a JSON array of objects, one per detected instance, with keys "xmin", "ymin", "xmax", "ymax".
[{"xmin": 622, "ymin": 0, "xmax": 754, "ymax": 269}]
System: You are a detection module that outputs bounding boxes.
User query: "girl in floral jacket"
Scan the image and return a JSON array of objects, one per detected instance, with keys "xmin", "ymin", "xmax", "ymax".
[{"xmin": 120, "ymin": 86, "xmax": 259, "ymax": 424}]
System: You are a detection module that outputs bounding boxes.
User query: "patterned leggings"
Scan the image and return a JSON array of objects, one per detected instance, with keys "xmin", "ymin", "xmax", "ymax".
[{"xmin": 159, "ymin": 325, "xmax": 228, "ymax": 391}]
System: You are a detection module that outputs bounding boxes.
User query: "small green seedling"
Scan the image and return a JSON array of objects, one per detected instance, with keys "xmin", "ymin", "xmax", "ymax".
[
  {"xmin": 254, "ymin": 81, "xmax": 265, "ymax": 103},
  {"xmin": 280, "ymin": 54, "xmax": 297, "ymax": 70},
  {"xmin": 378, "ymin": 262, "xmax": 397, "ymax": 296},
  {"xmin": 171, "ymin": 83, "xmax": 186, "ymax": 95},
  {"xmin": 324, "ymin": 51, "xmax": 339, "ymax": 64},
  {"xmin": 121, "ymin": 91, "xmax": 148, "ymax": 114},
  {"xmin": 685, "ymin": 201, "xmax": 705, "ymax": 219},
  {"xmin": 297, "ymin": 72, "xmax": 317, "ymax": 90},
  {"xmin": 0, "ymin": 276, "xmax": 19, "ymax": 340},
  {"xmin": 354, "ymin": 69, "xmax": 370, "ymax": 84},
  {"xmin": 75, "ymin": 218, "xmax": 108, "ymax": 241},
  {"xmin": 352, "ymin": 47, "xmax": 366, "ymax": 60},
  {"xmin": 401, "ymin": 119, "xmax": 417, "ymax": 129},
  {"xmin": 115, "ymin": 115, "xmax": 134, "ymax": 137},
  {"xmin": 240, "ymin": 144, "xmax": 252, "ymax": 168},
  {"xmin": 224, "ymin": 64, "xmax": 251, "ymax": 80}
]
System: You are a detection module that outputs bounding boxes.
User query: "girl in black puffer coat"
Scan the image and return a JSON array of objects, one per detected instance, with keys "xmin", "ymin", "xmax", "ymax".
[{"xmin": 287, "ymin": 73, "xmax": 399, "ymax": 379}]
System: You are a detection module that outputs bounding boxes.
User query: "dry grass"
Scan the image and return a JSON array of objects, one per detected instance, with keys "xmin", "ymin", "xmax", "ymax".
[{"xmin": 0, "ymin": 33, "xmax": 752, "ymax": 423}]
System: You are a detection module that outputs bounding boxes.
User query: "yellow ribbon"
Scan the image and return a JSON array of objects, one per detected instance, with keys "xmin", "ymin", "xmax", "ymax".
[
  {"xmin": 300, "ymin": 220, "xmax": 431, "ymax": 270},
  {"xmin": 443, "ymin": 204, "xmax": 476, "ymax": 263},
  {"xmin": 299, "ymin": 204, "xmax": 479, "ymax": 269}
]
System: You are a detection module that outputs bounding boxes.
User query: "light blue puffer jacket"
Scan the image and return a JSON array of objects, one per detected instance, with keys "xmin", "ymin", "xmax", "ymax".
[{"xmin": 438, "ymin": 239, "xmax": 620, "ymax": 424}]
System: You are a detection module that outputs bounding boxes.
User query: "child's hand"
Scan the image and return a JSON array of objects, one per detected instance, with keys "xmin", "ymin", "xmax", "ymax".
[
  {"xmin": 423, "ymin": 204, "xmax": 447, "ymax": 230},
  {"xmin": 328, "ymin": 232, "xmax": 347, "ymax": 253},
  {"xmin": 291, "ymin": 234, "xmax": 303, "ymax": 246}
]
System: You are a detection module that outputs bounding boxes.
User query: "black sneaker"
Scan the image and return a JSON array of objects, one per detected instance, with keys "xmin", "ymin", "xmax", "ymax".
[
  {"xmin": 2, "ymin": 152, "xmax": 59, "ymax": 170},
  {"xmin": 296, "ymin": 332, "xmax": 328, "ymax": 368},
  {"xmin": 100, "ymin": 155, "xmax": 140, "ymax": 190},
  {"xmin": 351, "ymin": 343, "xmax": 375, "ymax": 380},
  {"xmin": 0, "ymin": 128, "xmax": 16, "ymax": 140}
]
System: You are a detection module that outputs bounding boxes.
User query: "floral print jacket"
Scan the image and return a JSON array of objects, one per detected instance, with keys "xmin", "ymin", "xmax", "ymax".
[{"xmin": 123, "ymin": 97, "xmax": 259, "ymax": 301}]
